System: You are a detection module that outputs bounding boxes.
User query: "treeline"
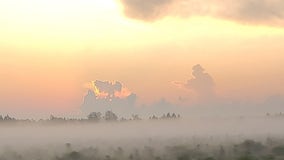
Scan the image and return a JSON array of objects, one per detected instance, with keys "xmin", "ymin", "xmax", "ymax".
[
  {"xmin": 266, "ymin": 112, "xmax": 284, "ymax": 118},
  {"xmin": 0, "ymin": 115, "xmax": 16, "ymax": 121},
  {"xmin": 0, "ymin": 111, "xmax": 181, "ymax": 124},
  {"xmin": 87, "ymin": 111, "xmax": 180, "ymax": 122}
]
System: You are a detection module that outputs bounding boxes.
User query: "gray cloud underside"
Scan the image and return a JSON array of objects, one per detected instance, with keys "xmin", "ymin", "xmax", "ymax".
[
  {"xmin": 120, "ymin": 0, "xmax": 284, "ymax": 25},
  {"xmin": 82, "ymin": 90, "xmax": 178, "ymax": 118}
]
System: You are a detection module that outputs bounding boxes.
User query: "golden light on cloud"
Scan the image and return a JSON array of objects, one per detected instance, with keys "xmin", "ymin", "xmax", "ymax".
[
  {"xmin": 93, "ymin": 86, "xmax": 101, "ymax": 98},
  {"xmin": 114, "ymin": 88, "xmax": 132, "ymax": 99},
  {"xmin": 84, "ymin": 80, "xmax": 133, "ymax": 100}
]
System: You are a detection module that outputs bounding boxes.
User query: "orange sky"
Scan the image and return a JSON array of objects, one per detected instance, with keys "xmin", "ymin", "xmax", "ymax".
[{"xmin": 1, "ymin": 0, "xmax": 284, "ymax": 116}]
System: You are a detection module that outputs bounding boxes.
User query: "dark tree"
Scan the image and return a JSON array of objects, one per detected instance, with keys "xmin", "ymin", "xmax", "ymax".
[
  {"xmin": 132, "ymin": 114, "xmax": 141, "ymax": 121},
  {"xmin": 104, "ymin": 111, "xmax": 118, "ymax": 121},
  {"xmin": 56, "ymin": 151, "xmax": 83, "ymax": 160},
  {"xmin": 239, "ymin": 140, "xmax": 264, "ymax": 153},
  {"xmin": 166, "ymin": 113, "xmax": 171, "ymax": 118},
  {"xmin": 272, "ymin": 145, "xmax": 284, "ymax": 156},
  {"xmin": 49, "ymin": 115, "xmax": 64, "ymax": 121},
  {"xmin": 87, "ymin": 112, "xmax": 102, "ymax": 121},
  {"xmin": 219, "ymin": 145, "xmax": 225, "ymax": 160},
  {"xmin": 150, "ymin": 115, "xmax": 158, "ymax": 120},
  {"xmin": 4, "ymin": 115, "xmax": 15, "ymax": 121}
]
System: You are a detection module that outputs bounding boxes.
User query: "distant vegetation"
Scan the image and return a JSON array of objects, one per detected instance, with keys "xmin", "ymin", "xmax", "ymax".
[
  {"xmin": 1, "ymin": 138, "xmax": 284, "ymax": 160},
  {"xmin": 0, "ymin": 111, "xmax": 181, "ymax": 124}
]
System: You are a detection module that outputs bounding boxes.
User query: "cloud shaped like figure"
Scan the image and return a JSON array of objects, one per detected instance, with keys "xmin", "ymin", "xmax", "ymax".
[
  {"xmin": 186, "ymin": 64, "xmax": 215, "ymax": 97},
  {"xmin": 174, "ymin": 64, "xmax": 215, "ymax": 100},
  {"xmin": 120, "ymin": 0, "xmax": 284, "ymax": 26}
]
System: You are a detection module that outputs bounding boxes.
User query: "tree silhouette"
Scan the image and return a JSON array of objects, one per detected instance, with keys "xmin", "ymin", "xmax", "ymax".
[
  {"xmin": 166, "ymin": 113, "xmax": 171, "ymax": 118},
  {"xmin": 56, "ymin": 151, "xmax": 83, "ymax": 160},
  {"xmin": 4, "ymin": 115, "xmax": 15, "ymax": 121},
  {"xmin": 104, "ymin": 111, "xmax": 118, "ymax": 121},
  {"xmin": 272, "ymin": 145, "xmax": 284, "ymax": 156},
  {"xmin": 132, "ymin": 114, "xmax": 141, "ymax": 121},
  {"xmin": 161, "ymin": 114, "xmax": 166, "ymax": 119},
  {"xmin": 87, "ymin": 112, "xmax": 102, "ymax": 121},
  {"xmin": 150, "ymin": 115, "xmax": 158, "ymax": 120}
]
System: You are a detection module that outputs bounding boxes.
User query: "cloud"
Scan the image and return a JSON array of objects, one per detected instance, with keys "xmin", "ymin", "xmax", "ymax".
[
  {"xmin": 94, "ymin": 80, "xmax": 122, "ymax": 96},
  {"xmin": 81, "ymin": 80, "xmax": 137, "ymax": 116},
  {"xmin": 82, "ymin": 80, "xmax": 179, "ymax": 117},
  {"xmin": 224, "ymin": 0, "xmax": 284, "ymax": 25},
  {"xmin": 120, "ymin": 0, "xmax": 174, "ymax": 21},
  {"xmin": 174, "ymin": 64, "xmax": 215, "ymax": 100},
  {"xmin": 186, "ymin": 64, "xmax": 215, "ymax": 95},
  {"xmin": 119, "ymin": 0, "xmax": 284, "ymax": 26},
  {"xmin": 82, "ymin": 79, "xmax": 284, "ymax": 118}
]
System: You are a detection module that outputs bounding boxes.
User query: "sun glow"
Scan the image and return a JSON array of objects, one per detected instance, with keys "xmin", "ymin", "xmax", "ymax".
[{"xmin": 0, "ymin": 0, "xmax": 123, "ymax": 52}]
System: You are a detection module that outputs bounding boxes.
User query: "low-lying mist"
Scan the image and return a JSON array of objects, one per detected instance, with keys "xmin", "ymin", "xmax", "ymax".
[{"xmin": 1, "ymin": 116, "xmax": 284, "ymax": 160}]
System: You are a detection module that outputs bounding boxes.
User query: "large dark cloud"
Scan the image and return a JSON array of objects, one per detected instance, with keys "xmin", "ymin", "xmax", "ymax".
[
  {"xmin": 119, "ymin": 0, "xmax": 284, "ymax": 26},
  {"xmin": 226, "ymin": 0, "xmax": 284, "ymax": 25}
]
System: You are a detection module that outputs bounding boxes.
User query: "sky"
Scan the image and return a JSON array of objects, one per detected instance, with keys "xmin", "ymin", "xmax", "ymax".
[{"xmin": 1, "ymin": 0, "xmax": 284, "ymax": 118}]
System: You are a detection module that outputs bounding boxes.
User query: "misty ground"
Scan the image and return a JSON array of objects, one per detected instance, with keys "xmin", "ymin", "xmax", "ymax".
[{"xmin": 1, "ymin": 116, "xmax": 284, "ymax": 160}]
